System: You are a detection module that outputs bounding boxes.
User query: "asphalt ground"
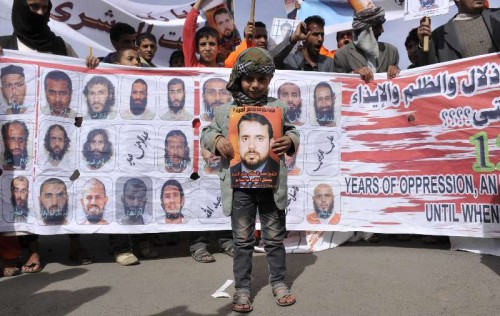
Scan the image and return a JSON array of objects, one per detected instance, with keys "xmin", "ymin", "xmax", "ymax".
[{"xmin": 1, "ymin": 233, "xmax": 499, "ymax": 316}]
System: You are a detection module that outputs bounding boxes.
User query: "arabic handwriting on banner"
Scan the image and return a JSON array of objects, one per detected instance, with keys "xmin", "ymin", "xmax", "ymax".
[
  {"xmin": 51, "ymin": 2, "xmax": 183, "ymax": 50},
  {"xmin": 313, "ymin": 135, "xmax": 335, "ymax": 172}
]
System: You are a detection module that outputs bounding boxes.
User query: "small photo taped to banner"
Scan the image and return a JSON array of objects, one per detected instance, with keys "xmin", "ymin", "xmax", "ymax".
[{"xmin": 229, "ymin": 106, "xmax": 282, "ymax": 189}]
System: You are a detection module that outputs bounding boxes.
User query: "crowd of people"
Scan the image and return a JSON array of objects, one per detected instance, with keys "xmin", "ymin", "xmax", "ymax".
[{"xmin": 1, "ymin": 0, "xmax": 498, "ymax": 313}]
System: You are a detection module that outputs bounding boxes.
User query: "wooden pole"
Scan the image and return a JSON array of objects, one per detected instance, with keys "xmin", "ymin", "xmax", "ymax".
[{"xmin": 423, "ymin": 16, "xmax": 430, "ymax": 52}]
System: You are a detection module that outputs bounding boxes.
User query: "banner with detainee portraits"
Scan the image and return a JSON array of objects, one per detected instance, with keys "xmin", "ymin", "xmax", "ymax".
[{"xmin": 1, "ymin": 50, "xmax": 500, "ymax": 237}]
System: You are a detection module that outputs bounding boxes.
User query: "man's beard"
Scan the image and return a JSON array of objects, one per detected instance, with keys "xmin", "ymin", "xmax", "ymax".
[
  {"xmin": 49, "ymin": 146, "xmax": 67, "ymax": 162},
  {"xmin": 313, "ymin": 201, "xmax": 334, "ymax": 219},
  {"xmin": 88, "ymin": 102, "xmax": 110, "ymax": 119},
  {"xmin": 40, "ymin": 201, "xmax": 68, "ymax": 224},
  {"xmin": 165, "ymin": 156, "xmax": 188, "ymax": 172},
  {"xmin": 241, "ymin": 150, "xmax": 266, "ymax": 170},
  {"xmin": 4, "ymin": 150, "xmax": 28, "ymax": 169},
  {"xmin": 85, "ymin": 206, "xmax": 104, "ymax": 223},
  {"xmin": 286, "ymin": 105, "xmax": 302, "ymax": 122},
  {"xmin": 168, "ymin": 98, "xmax": 185, "ymax": 114},
  {"xmin": 315, "ymin": 107, "xmax": 335, "ymax": 126},
  {"xmin": 11, "ymin": 197, "xmax": 29, "ymax": 221},
  {"xmin": 164, "ymin": 210, "xmax": 184, "ymax": 220},
  {"xmin": 85, "ymin": 151, "xmax": 109, "ymax": 169},
  {"xmin": 129, "ymin": 96, "xmax": 147, "ymax": 115},
  {"xmin": 124, "ymin": 204, "xmax": 145, "ymax": 220},
  {"xmin": 8, "ymin": 102, "xmax": 23, "ymax": 114},
  {"xmin": 204, "ymin": 100, "xmax": 223, "ymax": 120}
]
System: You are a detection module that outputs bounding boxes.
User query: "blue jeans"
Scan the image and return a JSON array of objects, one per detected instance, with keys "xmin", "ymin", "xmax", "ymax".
[{"xmin": 232, "ymin": 188, "xmax": 287, "ymax": 292}]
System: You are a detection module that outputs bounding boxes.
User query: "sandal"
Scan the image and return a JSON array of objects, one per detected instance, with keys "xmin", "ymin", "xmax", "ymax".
[
  {"xmin": 232, "ymin": 291, "xmax": 253, "ymax": 313},
  {"xmin": 272, "ymin": 283, "xmax": 296, "ymax": 307},
  {"xmin": 191, "ymin": 248, "xmax": 215, "ymax": 263},
  {"xmin": 220, "ymin": 244, "xmax": 234, "ymax": 257},
  {"xmin": 21, "ymin": 261, "xmax": 42, "ymax": 273},
  {"xmin": 69, "ymin": 247, "xmax": 94, "ymax": 265},
  {"xmin": 0, "ymin": 259, "xmax": 21, "ymax": 277},
  {"xmin": 22, "ymin": 252, "xmax": 42, "ymax": 273}
]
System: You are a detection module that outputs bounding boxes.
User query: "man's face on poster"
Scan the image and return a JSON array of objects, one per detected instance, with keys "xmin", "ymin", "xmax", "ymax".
[
  {"xmin": 238, "ymin": 120, "xmax": 271, "ymax": 170},
  {"xmin": 279, "ymin": 83, "xmax": 302, "ymax": 121},
  {"xmin": 214, "ymin": 12, "xmax": 235, "ymax": 37},
  {"xmin": 4, "ymin": 122, "xmax": 28, "ymax": 167},
  {"xmin": 1, "ymin": 74, "xmax": 26, "ymax": 108},
  {"xmin": 202, "ymin": 145, "xmax": 220, "ymax": 171},
  {"xmin": 47, "ymin": 126, "xmax": 68, "ymax": 161},
  {"xmin": 122, "ymin": 182, "xmax": 147, "ymax": 220},
  {"xmin": 83, "ymin": 131, "xmax": 112, "ymax": 169},
  {"xmin": 166, "ymin": 135, "xmax": 188, "ymax": 170},
  {"xmin": 11, "ymin": 177, "xmax": 29, "ymax": 216},
  {"xmin": 87, "ymin": 83, "xmax": 111, "ymax": 115},
  {"xmin": 313, "ymin": 184, "xmax": 334, "ymax": 219},
  {"xmin": 46, "ymin": 79, "xmax": 72, "ymax": 116},
  {"xmin": 81, "ymin": 181, "xmax": 108, "ymax": 223},
  {"xmin": 168, "ymin": 83, "xmax": 186, "ymax": 113},
  {"xmin": 129, "ymin": 82, "xmax": 148, "ymax": 115},
  {"xmin": 203, "ymin": 79, "xmax": 231, "ymax": 119},
  {"xmin": 39, "ymin": 181, "xmax": 68, "ymax": 223},
  {"xmin": 161, "ymin": 185, "xmax": 184, "ymax": 215},
  {"xmin": 314, "ymin": 85, "xmax": 335, "ymax": 125}
]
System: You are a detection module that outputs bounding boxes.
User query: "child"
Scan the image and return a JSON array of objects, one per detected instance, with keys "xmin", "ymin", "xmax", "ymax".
[
  {"xmin": 113, "ymin": 48, "xmax": 141, "ymax": 67},
  {"xmin": 183, "ymin": 0, "xmax": 221, "ymax": 67},
  {"xmin": 201, "ymin": 47, "xmax": 299, "ymax": 312}
]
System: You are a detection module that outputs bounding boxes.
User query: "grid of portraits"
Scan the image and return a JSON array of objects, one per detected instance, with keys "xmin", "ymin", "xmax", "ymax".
[{"xmin": 0, "ymin": 62, "xmax": 344, "ymax": 230}]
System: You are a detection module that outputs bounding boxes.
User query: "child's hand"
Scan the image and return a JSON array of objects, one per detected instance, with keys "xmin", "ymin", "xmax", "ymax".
[
  {"xmin": 271, "ymin": 136, "xmax": 292, "ymax": 157},
  {"xmin": 216, "ymin": 137, "xmax": 234, "ymax": 160}
]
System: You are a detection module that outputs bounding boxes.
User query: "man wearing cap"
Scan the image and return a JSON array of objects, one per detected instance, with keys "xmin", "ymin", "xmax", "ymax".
[
  {"xmin": 1, "ymin": 65, "xmax": 28, "ymax": 114},
  {"xmin": 334, "ymin": 3, "xmax": 400, "ymax": 82},
  {"xmin": 417, "ymin": 0, "xmax": 500, "ymax": 65}
]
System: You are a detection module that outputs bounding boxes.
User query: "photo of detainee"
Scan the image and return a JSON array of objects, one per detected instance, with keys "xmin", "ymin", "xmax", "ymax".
[
  {"xmin": 311, "ymin": 82, "xmax": 337, "ymax": 127},
  {"xmin": 3, "ymin": 176, "xmax": 32, "ymax": 223},
  {"xmin": 201, "ymin": 143, "xmax": 220, "ymax": 175},
  {"xmin": 418, "ymin": 0, "xmax": 440, "ymax": 10},
  {"xmin": 79, "ymin": 178, "xmax": 110, "ymax": 225},
  {"xmin": 38, "ymin": 178, "xmax": 70, "ymax": 226},
  {"xmin": 277, "ymin": 81, "xmax": 304, "ymax": 125},
  {"xmin": 1, "ymin": 120, "xmax": 30, "ymax": 170},
  {"xmin": 120, "ymin": 78, "xmax": 155, "ymax": 120},
  {"xmin": 41, "ymin": 70, "xmax": 77, "ymax": 118},
  {"xmin": 206, "ymin": 5, "xmax": 241, "ymax": 59},
  {"xmin": 41, "ymin": 123, "xmax": 73, "ymax": 169},
  {"xmin": 81, "ymin": 128, "xmax": 114, "ymax": 171},
  {"xmin": 158, "ymin": 179, "xmax": 188, "ymax": 224},
  {"xmin": 83, "ymin": 75, "xmax": 116, "ymax": 119},
  {"xmin": 116, "ymin": 177, "xmax": 152, "ymax": 225},
  {"xmin": 229, "ymin": 111, "xmax": 281, "ymax": 188},
  {"xmin": 160, "ymin": 78, "xmax": 193, "ymax": 121},
  {"xmin": 163, "ymin": 129, "xmax": 191, "ymax": 173},
  {"xmin": 201, "ymin": 78, "xmax": 231, "ymax": 121},
  {"xmin": 307, "ymin": 183, "xmax": 340, "ymax": 225},
  {"xmin": 0, "ymin": 64, "xmax": 31, "ymax": 114}
]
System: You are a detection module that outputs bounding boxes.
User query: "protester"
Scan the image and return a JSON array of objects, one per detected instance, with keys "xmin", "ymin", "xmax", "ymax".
[
  {"xmin": 202, "ymin": 47, "xmax": 299, "ymax": 312},
  {"xmin": 224, "ymin": 21, "xmax": 268, "ymax": 68},
  {"xmin": 169, "ymin": 50, "xmax": 185, "ymax": 67},
  {"xmin": 136, "ymin": 32, "xmax": 157, "ymax": 67},
  {"xmin": 183, "ymin": 0, "xmax": 221, "ymax": 67},
  {"xmin": 319, "ymin": 29, "xmax": 353, "ymax": 59},
  {"xmin": 417, "ymin": 0, "xmax": 499, "ymax": 65},
  {"xmin": 272, "ymin": 15, "xmax": 334, "ymax": 72},
  {"xmin": 86, "ymin": 22, "xmax": 136, "ymax": 68},
  {"xmin": 405, "ymin": 28, "xmax": 419, "ymax": 69},
  {"xmin": 0, "ymin": 0, "xmax": 91, "ymax": 272},
  {"xmin": 0, "ymin": 236, "xmax": 21, "ymax": 277},
  {"xmin": 334, "ymin": 4, "xmax": 399, "ymax": 83}
]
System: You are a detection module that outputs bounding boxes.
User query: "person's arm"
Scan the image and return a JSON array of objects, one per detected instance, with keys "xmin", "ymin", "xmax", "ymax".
[
  {"xmin": 270, "ymin": 22, "xmax": 309, "ymax": 70},
  {"xmin": 224, "ymin": 22, "xmax": 254, "ymax": 68},
  {"xmin": 201, "ymin": 105, "xmax": 234, "ymax": 159},
  {"xmin": 416, "ymin": 16, "xmax": 439, "ymax": 66},
  {"xmin": 183, "ymin": 1, "xmax": 203, "ymax": 67}
]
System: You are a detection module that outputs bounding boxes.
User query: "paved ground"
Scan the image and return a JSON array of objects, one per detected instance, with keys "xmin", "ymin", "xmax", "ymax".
[{"xmin": 1, "ymin": 233, "xmax": 499, "ymax": 316}]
